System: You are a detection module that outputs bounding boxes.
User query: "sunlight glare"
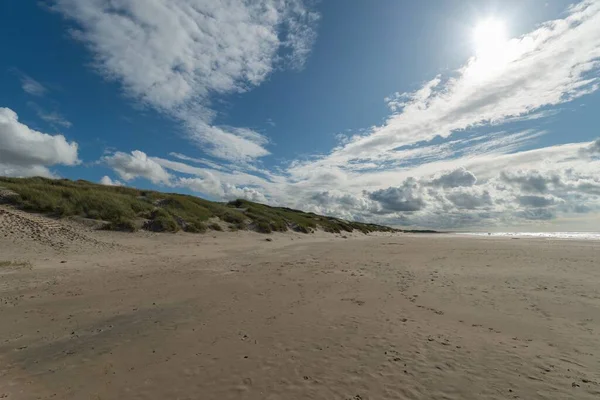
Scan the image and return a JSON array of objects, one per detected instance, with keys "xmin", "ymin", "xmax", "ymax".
[
  {"xmin": 468, "ymin": 18, "xmax": 510, "ymax": 81},
  {"xmin": 473, "ymin": 18, "xmax": 507, "ymax": 56}
]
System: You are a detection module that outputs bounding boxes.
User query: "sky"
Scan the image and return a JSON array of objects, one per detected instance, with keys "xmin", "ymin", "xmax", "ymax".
[{"xmin": 1, "ymin": 0, "xmax": 600, "ymax": 230}]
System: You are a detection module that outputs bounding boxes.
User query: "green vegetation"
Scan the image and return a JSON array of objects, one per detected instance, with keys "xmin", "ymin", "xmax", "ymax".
[
  {"xmin": 208, "ymin": 222, "xmax": 223, "ymax": 231},
  {"xmin": 0, "ymin": 260, "xmax": 33, "ymax": 270},
  {"xmin": 0, "ymin": 177, "xmax": 397, "ymax": 235}
]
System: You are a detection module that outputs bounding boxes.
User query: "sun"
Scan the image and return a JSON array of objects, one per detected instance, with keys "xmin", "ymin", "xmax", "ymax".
[
  {"xmin": 467, "ymin": 18, "xmax": 511, "ymax": 80},
  {"xmin": 472, "ymin": 18, "xmax": 507, "ymax": 57}
]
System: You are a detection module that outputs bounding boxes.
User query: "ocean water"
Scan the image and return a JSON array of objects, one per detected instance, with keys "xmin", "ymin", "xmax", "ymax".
[{"xmin": 457, "ymin": 232, "xmax": 600, "ymax": 240}]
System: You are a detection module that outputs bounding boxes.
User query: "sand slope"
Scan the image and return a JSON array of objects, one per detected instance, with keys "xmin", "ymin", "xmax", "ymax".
[{"xmin": 0, "ymin": 208, "xmax": 599, "ymax": 399}]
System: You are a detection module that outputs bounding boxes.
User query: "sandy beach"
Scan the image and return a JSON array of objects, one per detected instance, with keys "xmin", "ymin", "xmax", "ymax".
[{"xmin": 1, "ymin": 206, "xmax": 599, "ymax": 400}]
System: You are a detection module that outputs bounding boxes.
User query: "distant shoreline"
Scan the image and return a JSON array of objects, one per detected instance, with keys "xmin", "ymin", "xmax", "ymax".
[{"xmin": 455, "ymin": 231, "xmax": 600, "ymax": 240}]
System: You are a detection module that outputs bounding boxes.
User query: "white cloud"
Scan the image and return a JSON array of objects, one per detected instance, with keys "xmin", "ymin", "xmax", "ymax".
[
  {"xmin": 368, "ymin": 178, "xmax": 426, "ymax": 212},
  {"xmin": 580, "ymin": 138, "xmax": 600, "ymax": 156},
  {"xmin": 99, "ymin": 175, "xmax": 123, "ymax": 186},
  {"xmin": 102, "ymin": 150, "xmax": 269, "ymax": 201},
  {"xmin": 38, "ymin": 111, "xmax": 72, "ymax": 128},
  {"xmin": 168, "ymin": 152, "xmax": 228, "ymax": 171},
  {"xmin": 176, "ymin": 175, "xmax": 267, "ymax": 202},
  {"xmin": 446, "ymin": 189, "xmax": 493, "ymax": 210},
  {"xmin": 429, "ymin": 167, "xmax": 477, "ymax": 188},
  {"xmin": 0, "ymin": 164, "xmax": 57, "ymax": 179},
  {"xmin": 28, "ymin": 102, "xmax": 72, "ymax": 129},
  {"xmin": 306, "ymin": 1, "xmax": 600, "ymax": 168},
  {"xmin": 51, "ymin": 0, "xmax": 319, "ymax": 162},
  {"xmin": 58, "ymin": 1, "xmax": 600, "ymax": 230},
  {"xmin": 517, "ymin": 195, "xmax": 556, "ymax": 208},
  {"xmin": 20, "ymin": 74, "xmax": 47, "ymax": 96},
  {"xmin": 0, "ymin": 107, "xmax": 79, "ymax": 178},
  {"xmin": 103, "ymin": 150, "xmax": 172, "ymax": 185},
  {"xmin": 95, "ymin": 137, "xmax": 600, "ymax": 229},
  {"xmin": 183, "ymin": 120, "xmax": 271, "ymax": 162}
]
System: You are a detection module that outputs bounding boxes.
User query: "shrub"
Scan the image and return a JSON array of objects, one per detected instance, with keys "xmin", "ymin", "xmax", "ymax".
[
  {"xmin": 269, "ymin": 219, "xmax": 288, "ymax": 232},
  {"xmin": 221, "ymin": 211, "xmax": 245, "ymax": 224},
  {"xmin": 145, "ymin": 209, "xmax": 179, "ymax": 232},
  {"xmin": 292, "ymin": 223, "xmax": 312, "ymax": 234},
  {"xmin": 338, "ymin": 222, "xmax": 354, "ymax": 232},
  {"xmin": 103, "ymin": 218, "xmax": 137, "ymax": 232},
  {"xmin": 208, "ymin": 222, "xmax": 223, "ymax": 231},
  {"xmin": 184, "ymin": 222, "xmax": 207, "ymax": 233},
  {"xmin": 256, "ymin": 220, "xmax": 272, "ymax": 233}
]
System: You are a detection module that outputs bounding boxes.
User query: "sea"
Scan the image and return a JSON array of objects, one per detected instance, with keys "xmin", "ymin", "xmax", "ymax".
[{"xmin": 457, "ymin": 232, "xmax": 600, "ymax": 240}]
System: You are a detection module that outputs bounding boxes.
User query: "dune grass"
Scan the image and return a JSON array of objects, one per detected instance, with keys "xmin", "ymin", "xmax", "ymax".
[
  {"xmin": 0, "ymin": 260, "xmax": 33, "ymax": 270},
  {"xmin": 0, "ymin": 177, "xmax": 397, "ymax": 235}
]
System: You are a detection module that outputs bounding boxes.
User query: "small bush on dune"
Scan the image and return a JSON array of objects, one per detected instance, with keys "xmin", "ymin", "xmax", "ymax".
[
  {"xmin": 184, "ymin": 222, "xmax": 207, "ymax": 233},
  {"xmin": 145, "ymin": 216, "xmax": 179, "ymax": 232},
  {"xmin": 145, "ymin": 209, "xmax": 179, "ymax": 232},
  {"xmin": 221, "ymin": 211, "xmax": 246, "ymax": 224},
  {"xmin": 322, "ymin": 224, "xmax": 341, "ymax": 234},
  {"xmin": 256, "ymin": 220, "xmax": 272, "ymax": 234},
  {"xmin": 103, "ymin": 218, "xmax": 137, "ymax": 232},
  {"xmin": 269, "ymin": 219, "xmax": 288, "ymax": 232},
  {"xmin": 208, "ymin": 222, "xmax": 223, "ymax": 231},
  {"xmin": 292, "ymin": 223, "xmax": 312, "ymax": 234},
  {"xmin": 338, "ymin": 222, "xmax": 354, "ymax": 232}
]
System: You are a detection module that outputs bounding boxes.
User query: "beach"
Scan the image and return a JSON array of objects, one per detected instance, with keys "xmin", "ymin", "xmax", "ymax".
[{"xmin": 1, "ymin": 207, "xmax": 599, "ymax": 399}]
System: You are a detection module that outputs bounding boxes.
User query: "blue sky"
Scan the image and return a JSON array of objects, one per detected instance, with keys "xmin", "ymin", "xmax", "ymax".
[{"xmin": 1, "ymin": 0, "xmax": 600, "ymax": 230}]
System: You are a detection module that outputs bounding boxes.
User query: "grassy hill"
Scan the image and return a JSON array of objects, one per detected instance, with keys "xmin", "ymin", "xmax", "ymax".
[{"xmin": 0, "ymin": 177, "xmax": 398, "ymax": 235}]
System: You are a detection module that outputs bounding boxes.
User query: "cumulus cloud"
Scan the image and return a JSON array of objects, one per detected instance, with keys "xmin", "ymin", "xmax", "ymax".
[
  {"xmin": 580, "ymin": 138, "xmax": 600, "ymax": 156},
  {"xmin": 0, "ymin": 164, "xmax": 58, "ymax": 179},
  {"xmin": 51, "ymin": 0, "xmax": 319, "ymax": 162},
  {"xmin": 176, "ymin": 176, "xmax": 267, "ymax": 202},
  {"xmin": 517, "ymin": 195, "xmax": 556, "ymax": 208},
  {"xmin": 368, "ymin": 178, "xmax": 425, "ymax": 213},
  {"xmin": 517, "ymin": 208, "xmax": 555, "ymax": 221},
  {"xmin": 429, "ymin": 167, "xmax": 477, "ymax": 188},
  {"xmin": 95, "ymin": 137, "xmax": 600, "ymax": 229},
  {"xmin": 99, "ymin": 175, "xmax": 123, "ymax": 186},
  {"xmin": 446, "ymin": 189, "xmax": 492, "ymax": 210},
  {"xmin": 0, "ymin": 107, "xmax": 79, "ymax": 177},
  {"xmin": 223, "ymin": 184, "xmax": 267, "ymax": 203},
  {"xmin": 103, "ymin": 150, "xmax": 172, "ymax": 185},
  {"xmin": 102, "ymin": 150, "xmax": 269, "ymax": 201},
  {"xmin": 500, "ymin": 170, "xmax": 561, "ymax": 193}
]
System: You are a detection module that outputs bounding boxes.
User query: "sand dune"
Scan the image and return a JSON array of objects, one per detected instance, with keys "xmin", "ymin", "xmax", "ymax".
[{"xmin": 1, "ymin": 207, "xmax": 599, "ymax": 399}]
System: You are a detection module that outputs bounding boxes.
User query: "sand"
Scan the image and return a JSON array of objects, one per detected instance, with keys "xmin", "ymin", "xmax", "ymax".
[{"xmin": 0, "ymin": 205, "xmax": 599, "ymax": 399}]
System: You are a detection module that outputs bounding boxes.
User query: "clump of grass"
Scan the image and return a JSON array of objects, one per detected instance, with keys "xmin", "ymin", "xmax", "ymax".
[
  {"xmin": 102, "ymin": 217, "xmax": 137, "ymax": 232},
  {"xmin": 145, "ymin": 209, "xmax": 179, "ymax": 232},
  {"xmin": 184, "ymin": 222, "xmax": 207, "ymax": 233},
  {"xmin": 220, "ymin": 211, "xmax": 246, "ymax": 224},
  {"xmin": 0, "ymin": 260, "xmax": 33, "ymax": 270},
  {"xmin": 255, "ymin": 219, "xmax": 272, "ymax": 234},
  {"xmin": 291, "ymin": 223, "xmax": 312, "ymax": 233},
  {"xmin": 208, "ymin": 222, "xmax": 223, "ymax": 231}
]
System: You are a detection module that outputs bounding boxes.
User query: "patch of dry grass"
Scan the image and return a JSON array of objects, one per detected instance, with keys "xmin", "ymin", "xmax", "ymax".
[{"xmin": 0, "ymin": 260, "xmax": 33, "ymax": 270}]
